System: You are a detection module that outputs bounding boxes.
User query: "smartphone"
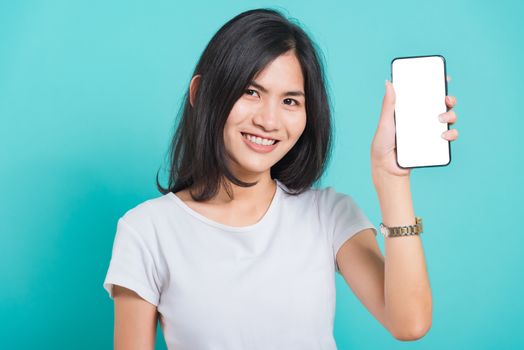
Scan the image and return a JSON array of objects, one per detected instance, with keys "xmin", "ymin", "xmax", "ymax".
[{"xmin": 391, "ymin": 55, "xmax": 451, "ymax": 168}]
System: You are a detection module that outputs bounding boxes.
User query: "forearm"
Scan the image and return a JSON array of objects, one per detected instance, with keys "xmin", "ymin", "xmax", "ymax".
[{"xmin": 373, "ymin": 170, "xmax": 432, "ymax": 339}]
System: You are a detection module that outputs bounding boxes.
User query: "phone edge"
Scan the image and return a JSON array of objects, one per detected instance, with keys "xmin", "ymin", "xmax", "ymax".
[{"xmin": 390, "ymin": 54, "xmax": 452, "ymax": 170}]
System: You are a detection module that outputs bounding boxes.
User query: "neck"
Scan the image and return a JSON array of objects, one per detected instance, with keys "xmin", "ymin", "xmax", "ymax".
[{"xmin": 212, "ymin": 172, "xmax": 276, "ymax": 205}]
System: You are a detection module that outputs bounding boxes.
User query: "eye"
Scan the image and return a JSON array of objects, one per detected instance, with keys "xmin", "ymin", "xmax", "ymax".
[
  {"xmin": 245, "ymin": 89, "xmax": 259, "ymax": 97},
  {"xmin": 283, "ymin": 98, "xmax": 299, "ymax": 106}
]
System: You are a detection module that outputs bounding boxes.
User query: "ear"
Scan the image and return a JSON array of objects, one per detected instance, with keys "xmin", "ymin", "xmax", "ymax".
[{"xmin": 189, "ymin": 74, "xmax": 201, "ymax": 107}]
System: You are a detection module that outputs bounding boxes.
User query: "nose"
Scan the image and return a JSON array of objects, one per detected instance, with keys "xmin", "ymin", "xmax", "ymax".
[{"xmin": 252, "ymin": 100, "xmax": 280, "ymax": 132}]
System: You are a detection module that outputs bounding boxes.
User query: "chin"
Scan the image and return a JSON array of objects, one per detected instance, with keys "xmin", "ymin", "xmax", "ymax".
[
  {"xmin": 237, "ymin": 163, "xmax": 273, "ymax": 176},
  {"xmin": 225, "ymin": 137, "xmax": 288, "ymax": 176},
  {"xmin": 228, "ymin": 156, "xmax": 275, "ymax": 177}
]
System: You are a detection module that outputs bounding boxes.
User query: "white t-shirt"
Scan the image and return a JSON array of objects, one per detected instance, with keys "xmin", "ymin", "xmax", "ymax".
[{"xmin": 103, "ymin": 179, "xmax": 377, "ymax": 350}]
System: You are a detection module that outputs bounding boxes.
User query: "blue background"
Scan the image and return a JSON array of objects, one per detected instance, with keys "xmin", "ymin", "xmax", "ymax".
[{"xmin": 1, "ymin": 0, "xmax": 523, "ymax": 349}]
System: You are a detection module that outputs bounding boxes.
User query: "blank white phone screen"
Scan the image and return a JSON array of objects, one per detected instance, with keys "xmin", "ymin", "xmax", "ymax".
[{"xmin": 392, "ymin": 56, "xmax": 450, "ymax": 168}]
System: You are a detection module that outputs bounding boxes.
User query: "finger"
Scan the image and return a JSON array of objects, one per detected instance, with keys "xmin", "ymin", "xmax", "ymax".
[
  {"xmin": 445, "ymin": 95, "xmax": 457, "ymax": 108},
  {"xmin": 379, "ymin": 80, "xmax": 396, "ymax": 126},
  {"xmin": 441, "ymin": 129, "xmax": 459, "ymax": 141},
  {"xmin": 438, "ymin": 110, "xmax": 457, "ymax": 124}
]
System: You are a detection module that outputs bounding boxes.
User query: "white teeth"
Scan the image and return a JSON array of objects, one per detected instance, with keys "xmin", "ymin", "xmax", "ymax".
[{"xmin": 242, "ymin": 133, "xmax": 276, "ymax": 146}]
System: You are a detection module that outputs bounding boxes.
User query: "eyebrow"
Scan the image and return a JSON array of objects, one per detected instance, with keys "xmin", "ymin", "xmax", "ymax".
[{"xmin": 249, "ymin": 80, "xmax": 305, "ymax": 98}]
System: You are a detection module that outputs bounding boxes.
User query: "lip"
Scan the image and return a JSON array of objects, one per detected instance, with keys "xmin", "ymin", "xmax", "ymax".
[
  {"xmin": 241, "ymin": 132, "xmax": 279, "ymax": 154},
  {"xmin": 241, "ymin": 132, "xmax": 279, "ymax": 141}
]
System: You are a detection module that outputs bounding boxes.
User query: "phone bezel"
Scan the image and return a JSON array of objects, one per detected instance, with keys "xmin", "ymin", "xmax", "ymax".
[{"xmin": 390, "ymin": 54, "xmax": 451, "ymax": 169}]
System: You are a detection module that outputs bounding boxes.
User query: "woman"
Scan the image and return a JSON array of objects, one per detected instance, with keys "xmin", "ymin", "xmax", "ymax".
[{"xmin": 103, "ymin": 8, "xmax": 459, "ymax": 349}]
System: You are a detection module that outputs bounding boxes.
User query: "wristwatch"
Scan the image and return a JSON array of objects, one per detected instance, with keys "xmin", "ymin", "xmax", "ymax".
[{"xmin": 379, "ymin": 217, "xmax": 423, "ymax": 238}]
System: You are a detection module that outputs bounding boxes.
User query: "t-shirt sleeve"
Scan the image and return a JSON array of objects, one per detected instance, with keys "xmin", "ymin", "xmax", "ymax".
[
  {"xmin": 103, "ymin": 217, "xmax": 161, "ymax": 306},
  {"xmin": 317, "ymin": 187, "xmax": 378, "ymax": 274}
]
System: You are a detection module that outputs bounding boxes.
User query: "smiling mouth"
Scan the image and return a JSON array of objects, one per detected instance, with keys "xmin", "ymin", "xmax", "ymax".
[{"xmin": 241, "ymin": 132, "xmax": 280, "ymax": 146}]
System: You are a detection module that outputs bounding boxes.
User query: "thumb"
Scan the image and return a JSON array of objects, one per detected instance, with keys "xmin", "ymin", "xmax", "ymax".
[{"xmin": 379, "ymin": 80, "xmax": 396, "ymax": 125}]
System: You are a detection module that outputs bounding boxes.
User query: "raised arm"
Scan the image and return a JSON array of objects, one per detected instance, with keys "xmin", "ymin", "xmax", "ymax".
[
  {"xmin": 336, "ymin": 174, "xmax": 432, "ymax": 341},
  {"xmin": 337, "ymin": 79, "xmax": 459, "ymax": 341}
]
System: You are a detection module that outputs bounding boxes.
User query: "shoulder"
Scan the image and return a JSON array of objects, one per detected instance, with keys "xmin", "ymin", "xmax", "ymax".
[
  {"xmin": 276, "ymin": 180, "xmax": 318, "ymax": 206},
  {"xmin": 277, "ymin": 180, "xmax": 356, "ymax": 212},
  {"xmin": 117, "ymin": 193, "xmax": 175, "ymax": 240},
  {"xmin": 315, "ymin": 185, "xmax": 353, "ymax": 202},
  {"xmin": 276, "ymin": 180, "xmax": 351, "ymax": 203},
  {"xmin": 311, "ymin": 185, "xmax": 363, "ymax": 217}
]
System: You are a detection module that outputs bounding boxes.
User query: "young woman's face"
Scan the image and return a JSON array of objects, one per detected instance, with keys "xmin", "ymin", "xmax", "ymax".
[{"xmin": 223, "ymin": 50, "xmax": 307, "ymax": 180}]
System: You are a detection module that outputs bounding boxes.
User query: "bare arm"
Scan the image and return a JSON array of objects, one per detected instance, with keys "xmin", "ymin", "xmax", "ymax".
[
  {"xmin": 373, "ymin": 172, "xmax": 432, "ymax": 340},
  {"xmin": 336, "ymin": 228, "xmax": 388, "ymax": 330},
  {"xmin": 336, "ymin": 175, "xmax": 432, "ymax": 341},
  {"xmin": 113, "ymin": 285, "xmax": 159, "ymax": 350},
  {"xmin": 336, "ymin": 79, "xmax": 446, "ymax": 341}
]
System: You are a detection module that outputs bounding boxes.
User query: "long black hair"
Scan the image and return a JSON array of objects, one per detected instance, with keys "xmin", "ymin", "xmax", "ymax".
[{"xmin": 156, "ymin": 8, "xmax": 333, "ymax": 201}]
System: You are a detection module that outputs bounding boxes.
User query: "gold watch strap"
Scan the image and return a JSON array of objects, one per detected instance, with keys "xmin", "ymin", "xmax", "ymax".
[{"xmin": 380, "ymin": 217, "xmax": 423, "ymax": 237}]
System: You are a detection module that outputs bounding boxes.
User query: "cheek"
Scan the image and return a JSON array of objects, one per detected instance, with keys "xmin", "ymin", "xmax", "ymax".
[
  {"xmin": 227, "ymin": 99, "xmax": 252, "ymax": 125},
  {"xmin": 224, "ymin": 101, "xmax": 252, "ymax": 137},
  {"xmin": 288, "ymin": 112, "xmax": 307, "ymax": 138}
]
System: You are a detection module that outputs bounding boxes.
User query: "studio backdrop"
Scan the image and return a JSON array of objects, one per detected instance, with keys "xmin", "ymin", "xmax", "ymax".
[{"xmin": 1, "ymin": 0, "xmax": 523, "ymax": 349}]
